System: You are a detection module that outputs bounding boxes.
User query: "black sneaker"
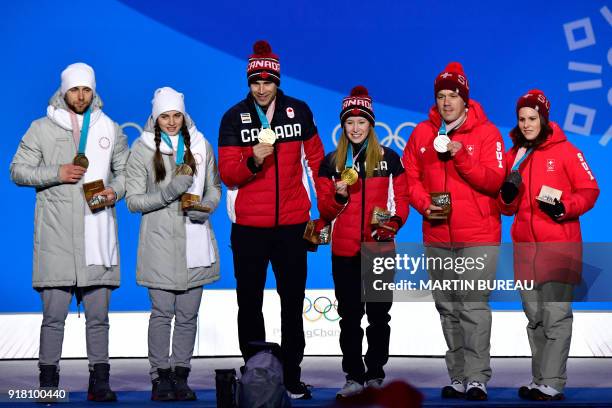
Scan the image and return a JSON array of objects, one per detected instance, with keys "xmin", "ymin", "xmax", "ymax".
[
  {"xmin": 286, "ymin": 382, "xmax": 312, "ymax": 400},
  {"xmin": 465, "ymin": 381, "xmax": 488, "ymax": 401},
  {"xmin": 441, "ymin": 380, "xmax": 465, "ymax": 399}
]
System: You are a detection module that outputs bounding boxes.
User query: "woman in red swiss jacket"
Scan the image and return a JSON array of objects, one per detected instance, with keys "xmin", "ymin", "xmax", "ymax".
[
  {"xmin": 499, "ymin": 90, "xmax": 599, "ymax": 401},
  {"xmin": 316, "ymin": 86, "xmax": 409, "ymax": 399}
]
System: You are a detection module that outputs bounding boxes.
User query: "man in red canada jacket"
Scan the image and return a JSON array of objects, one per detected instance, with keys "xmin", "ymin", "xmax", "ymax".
[
  {"xmin": 217, "ymin": 40, "xmax": 324, "ymax": 400},
  {"xmin": 402, "ymin": 62, "xmax": 505, "ymax": 401}
]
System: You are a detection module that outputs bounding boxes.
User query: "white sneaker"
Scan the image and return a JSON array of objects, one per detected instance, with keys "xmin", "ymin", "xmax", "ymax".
[
  {"xmin": 518, "ymin": 381, "xmax": 536, "ymax": 399},
  {"xmin": 528, "ymin": 384, "xmax": 565, "ymax": 401},
  {"xmin": 441, "ymin": 379, "xmax": 465, "ymax": 398},
  {"xmin": 365, "ymin": 378, "xmax": 383, "ymax": 389},
  {"xmin": 336, "ymin": 380, "xmax": 364, "ymax": 399},
  {"xmin": 539, "ymin": 384, "xmax": 560, "ymax": 397}
]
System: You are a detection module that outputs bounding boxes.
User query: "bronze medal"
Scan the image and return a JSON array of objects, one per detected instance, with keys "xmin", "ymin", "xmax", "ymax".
[
  {"xmin": 175, "ymin": 163, "xmax": 194, "ymax": 176},
  {"xmin": 73, "ymin": 154, "xmax": 89, "ymax": 169},
  {"xmin": 340, "ymin": 168, "xmax": 358, "ymax": 186}
]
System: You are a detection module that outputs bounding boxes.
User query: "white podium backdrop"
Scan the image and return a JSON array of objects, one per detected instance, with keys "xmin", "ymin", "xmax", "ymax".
[{"xmin": 1, "ymin": 290, "xmax": 610, "ymax": 359}]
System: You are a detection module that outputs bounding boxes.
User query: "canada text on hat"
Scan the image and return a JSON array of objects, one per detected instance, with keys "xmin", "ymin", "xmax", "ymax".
[
  {"xmin": 516, "ymin": 89, "xmax": 550, "ymax": 120},
  {"xmin": 247, "ymin": 40, "xmax": 281, "ymax": 86},
  {"xmin": 340, "ymin": 86, "xmax": 375, "ymax": 125},
  {"xmin": 60, "ymin": 62, "xmax": 96, "ymax": 95},
  {"xmin": 434, "ymin": 62, "xmax": 470, "ymax": 103}
]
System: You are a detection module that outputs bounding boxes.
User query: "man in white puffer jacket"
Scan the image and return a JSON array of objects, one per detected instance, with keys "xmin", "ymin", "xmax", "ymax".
[{"xmin": 10, "ymin": 62, "xmax": 128, "ymax": 402}]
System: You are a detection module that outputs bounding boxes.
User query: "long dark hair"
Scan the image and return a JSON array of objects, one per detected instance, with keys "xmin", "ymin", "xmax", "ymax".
[
  {"xmin": 153, "ymin": 119, "xmax": 197, "ymax": 183},
  {"xmin": 510, "ymin": 114, "xmax": 552, "ymax": 150}
]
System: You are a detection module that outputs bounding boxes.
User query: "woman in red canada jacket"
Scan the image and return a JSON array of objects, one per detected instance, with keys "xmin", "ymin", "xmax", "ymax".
[
  {"xmin": 316, "ymin": 86, "xmax": 408, "ymax": 399},
  {"xmin": 499, "ymin": 90, "xmax": 599, "ymax": 402}
]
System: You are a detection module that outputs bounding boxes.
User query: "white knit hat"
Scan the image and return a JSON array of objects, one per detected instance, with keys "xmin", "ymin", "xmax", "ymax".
[
  {"xmin": 152, "ymin": 87, "xmax": 185, "ymax": 121},
  {"xmin": 60, "ymin": 62, "xmax": 96, "ymax": 95}
]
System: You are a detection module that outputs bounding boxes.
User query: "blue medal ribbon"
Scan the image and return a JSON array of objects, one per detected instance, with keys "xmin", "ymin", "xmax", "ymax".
[
  {"xmin": 254, "ymin": 103, "xmax": 271, "ymax": 129},
  {"xmin": 511, "ymin": 148, "xmax": 532, "ymax": 172},
  {"xmin": 345, "ymin": 140, "xmax": 369, "ymax": 169},
  {"xmin": 160, "ymin": 131, "xmax": 185, "ymax": 165},
  {"xmin": 438, "ymin": 121, "xmax": 447, "ymax": 136},
  {"xmin": 76, "ymin": 107, "xmax": 92, "ymax": 155}
]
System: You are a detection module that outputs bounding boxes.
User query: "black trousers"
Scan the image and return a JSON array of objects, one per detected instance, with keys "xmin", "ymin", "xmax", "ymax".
[
  {"xmin": 332, "ymin": 254, "xmax": 393, "ymax": 383},
  {"xmin": 231, "ymin": 222, "xmax": 308, "ymax": 386}
]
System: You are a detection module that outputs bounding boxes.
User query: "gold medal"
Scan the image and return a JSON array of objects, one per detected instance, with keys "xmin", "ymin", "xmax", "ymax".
[
  {"xmin": 258, "ymin": 128, "xmax": 277, "ymax": 145},
  {"xmin": 175, "ymin": 163, "xmax": 194, "ymax": 176},
  {"xmin": 73, "ymin": 154, "xmax": 89, "ymax": 169},
  {"xmin": 341, "ymin": 168, "xmax": 358, "ymax": 186}
]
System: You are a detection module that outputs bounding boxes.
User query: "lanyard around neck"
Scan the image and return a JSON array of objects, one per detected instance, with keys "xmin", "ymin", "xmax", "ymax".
[
  {"xmin": 160, "ymin": 131, "xmax": 185, "ymax": 165},
  {"xmin": 76, "ymin": 107, "xmax": 92, "ymax": 155}
]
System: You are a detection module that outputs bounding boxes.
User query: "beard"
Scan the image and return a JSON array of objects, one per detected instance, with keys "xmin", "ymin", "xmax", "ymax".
[{"xmin": 64, "ymin": 96, "xmax": 92, "ymax": 114}]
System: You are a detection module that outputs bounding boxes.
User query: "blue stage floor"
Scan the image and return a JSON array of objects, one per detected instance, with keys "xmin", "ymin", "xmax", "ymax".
[{"xmin": 1, "ymin": 357, "xmax": 611, "ymax": 407}]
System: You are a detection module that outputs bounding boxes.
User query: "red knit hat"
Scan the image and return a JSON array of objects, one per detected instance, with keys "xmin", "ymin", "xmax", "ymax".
[
  {"xmin": 340, "ymin": 85, "xmax": 375, "ymax": 125},
  {"xmin": 247, "ymin": 40, "xmax": 280, "ymax": 86},
  {"xmin": 516, "ymin": 89, "xmax": 550, "ymax": 121},
  {"xmin": 434, "ymin": 62, "xmax": 470, "ymax": 103}
]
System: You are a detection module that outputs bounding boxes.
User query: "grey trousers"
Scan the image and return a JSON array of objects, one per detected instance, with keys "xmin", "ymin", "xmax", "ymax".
[
  {"xmin": 148, "ymin": 286, "xmax": 203, "ymax": 379},
  {"xmin": 426, "ymin": 245, "xmax": 499, "ymax": 384},
  {"xmin": 39, "ymin": 286, "xmax": 112, "ymax": 370},
  {"xmin": 520, "ymin": 283, "xmax": 573, "ymax": 393}
]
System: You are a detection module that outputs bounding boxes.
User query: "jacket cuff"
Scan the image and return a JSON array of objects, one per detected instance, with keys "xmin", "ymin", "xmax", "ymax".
[{"xmin": 247, "ymin": 156, "xmax": 262, "ymax": 174}]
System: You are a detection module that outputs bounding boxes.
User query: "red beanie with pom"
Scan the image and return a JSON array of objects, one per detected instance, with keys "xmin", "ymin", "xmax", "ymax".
[
  {"xmin": 247, "ymin": 40, "xmax": 280, "ymax": 86},
  {"xmin": 434, "ymin": 62, "xmax": 470, "ymax": 103},
  {"xmin": 340, "ymin": 85, "xmax": 375, "ymax": 125},
  {"xmin": 516, "ymin": 89, "xmax": 550, "ymax": 121}
]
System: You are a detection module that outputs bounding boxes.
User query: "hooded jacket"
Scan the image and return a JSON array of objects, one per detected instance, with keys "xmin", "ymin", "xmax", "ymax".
[
  {"xmin": 10, "ymin": 91, "xmax": 128, "ymax": 288},
  {"xmin": 126, "ymin": 115, "xmax": 221, "ymax": 291},
  {"xmin": 218, "ymin": 90, "xmax": 324, "ymax": 227},
  {"xmin": 318, "ymin": 145, "xmax": 409, "ymax": 257},
  {"xmin": 402, "ymin": 100, "xmax": 505, "ymax": 246},
  {"xmin": 499, "ymin": 122, "xmax": 599, "ymax": 283}
]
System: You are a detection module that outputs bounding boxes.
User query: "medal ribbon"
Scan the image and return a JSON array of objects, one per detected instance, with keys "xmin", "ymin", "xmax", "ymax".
[
  {"xmin": 345, "ymin": 140, "xmax": 368, "ymax": 169},
  {"xmin": 438, "ymin": 121, "xmax": 447, "ymax": 136},
  {"xmin": 511, "ymin": 147, "xmax": 532, "ymax": 171},
  {"xmin": 254, "ymin": 103, "xmax": 271, "ymax": 129},
  {"xmin": 75, "ymin": 107, "xmax": 92, "ymax": 155},
  {"xmin": 438, "ymin": 110, "xmax": 467, "ymax": 136},
  {"xmin": 160, "ymin": 131, "xmax": 185, "ymax": 165}
]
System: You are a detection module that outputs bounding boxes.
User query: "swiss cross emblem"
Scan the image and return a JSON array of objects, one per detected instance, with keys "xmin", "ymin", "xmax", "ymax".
[
  {"xmin": 441, "ymin": 72, "xmax": 453, "ymax": 79},
  {"xmin": 420, "ymin": 147, "xmax": 426, "ymax": 154},
  {"xmin": 547, "ymin": 159, "xmax": 555, "ymax": 171},
  {"xmin": 466, "ymin": 145, "xmax": 475, "ymax": 155}
]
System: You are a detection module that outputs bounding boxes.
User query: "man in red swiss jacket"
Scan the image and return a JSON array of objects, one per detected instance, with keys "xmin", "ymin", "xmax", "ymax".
[{"xmin": 402, "ymin": 62, "xmax": 506, "ymax": 401}]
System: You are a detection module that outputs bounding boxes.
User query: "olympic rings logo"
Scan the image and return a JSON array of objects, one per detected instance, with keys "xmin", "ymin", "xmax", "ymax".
[
  {"xmin": 120, "ymin": 122, "xmax": 144, "ymax": 138},
  {"xmin": 303, "ymin": 296, "xmax": 340, "ymax": 322},
  {"xmin": 332, "ymin": 121, "xmax": 418, "ymax": 151}
]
